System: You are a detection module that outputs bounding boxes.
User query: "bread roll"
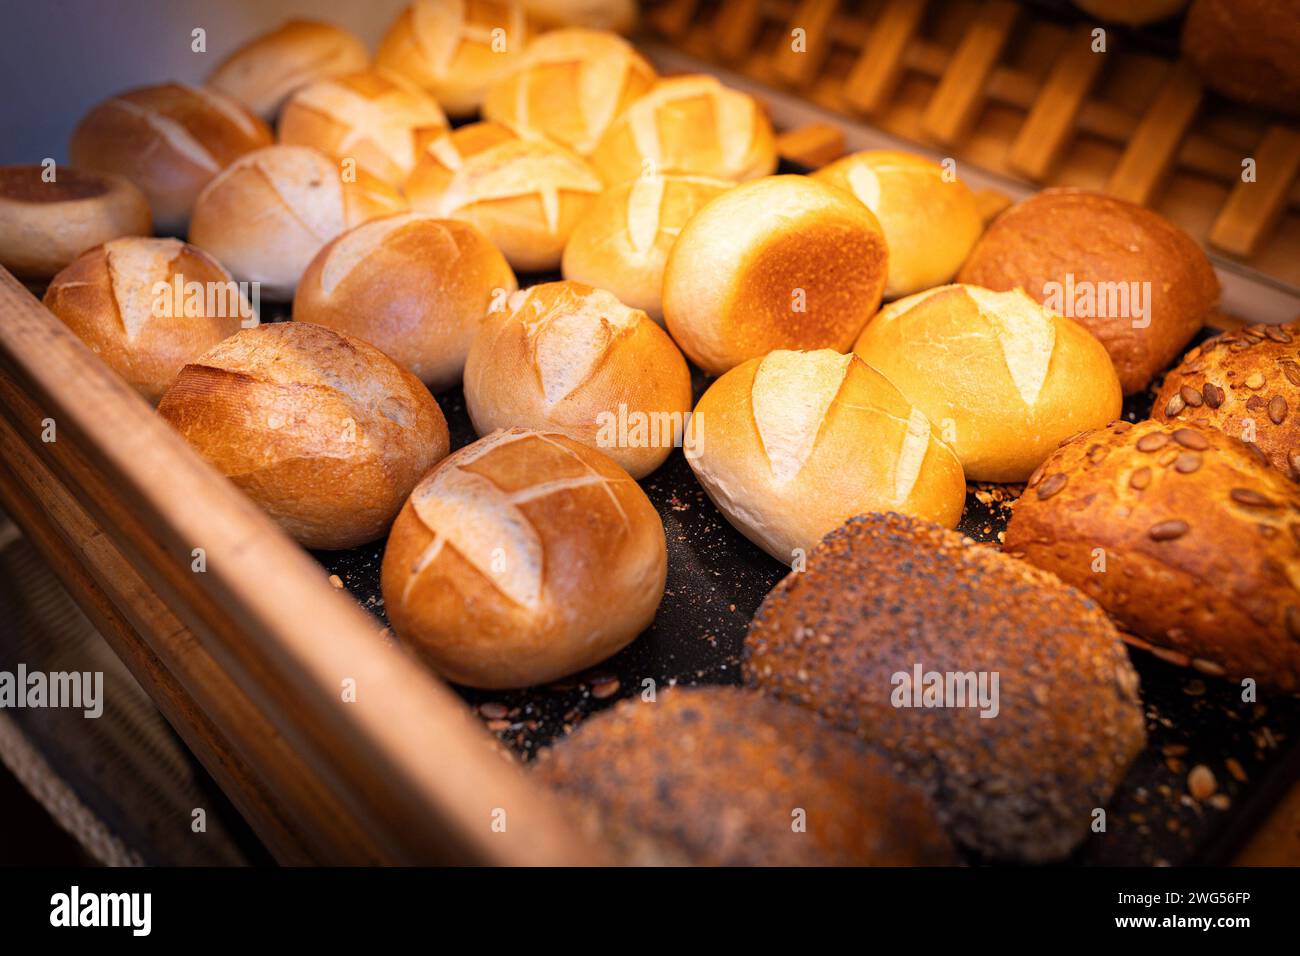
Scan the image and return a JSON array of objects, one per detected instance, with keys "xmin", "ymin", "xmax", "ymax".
[
  {"xmin": 69, "ymin": 83, "xmax": 272, "ymax": 234},
  {"xmin": 662, "ymin": 175, "xmax": 888, "ymax": 375},
  {"xmin": 158, "ymin": 322, "xmax": 448, "ymax": 550},
  {"xmin": 561, "ymin": 174, "xmax": 731, "ymax": 323},
  {"xmin": 188, "ymin": 145, "xmax": 406, "ymax": 299},
  {"xmin": 957, "ymin": 188, "xmax": 1220, "ymax": 395},
  {"xmin": 482, "ymin": 29, "xmax": 655, "ymax": 156},
  {"xmin": 812, "ymin": 150, "xmax": 983, "ymax": 299},
  {"xmin": 278, "ymin": 71, "xmax": 449, "ymax": 186},
  {"xmin": 405, "ymin": 122, "xmax": 602, "ymax": 272},
  {"xmin": 44, "ymin": 238, "xmax": 248, "ymax": 404},
  {"xmin": 206, "ymin": 19, "xmax": 370, "ymax": 121},
  {"xmin": 0, "ymin": 165, "xmax": 151, "ymax": 282},
  {"xmin": 1073, "ymin": 0, "xmax": 1188, "ymax": 24},
  {"xmin": 376, "ymin": 0, "xmax": 530, "ymax": 117},
  {"xmin": 520, "ymin": 0, "xmax": 636, "ymax": 33},
  {"xmin": 685, "ymin": 349, "xmax": 966, "ymax": 562},
  {"xmin": 589, "ymin": 75, "xmax": 778, "ymax": 186},
  {"xmin": 534, "ymin": 686, "xmax": 958, "ymax": 866},
  {"xmin": 1006, "ymin": 419, "xmax": 1300, "ymax": 692},
  {"xmin": 1182, "ymin": 0, "xmax": 1300, "ymax": 117},
  {"xmin": 854, "ymin": 284, "xmax": 1123, "ymax": 482},
  {"xmin": 379, "ymin": 428, "xmax": 666, "ymax": 688},
  {"xmin": 464, "ymin": 282, "xmax": 692, "ymax": 478},
  {"xmin": 294, "ymin": 213, "xmax": 517, "ymax": 391},
  {"xmin": 745, "ymin": 511, "xmax": 1147, "ymax": 863}
]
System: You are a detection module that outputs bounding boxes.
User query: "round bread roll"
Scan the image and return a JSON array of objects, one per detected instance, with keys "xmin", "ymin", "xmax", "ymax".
[
  {"xmin": 69, "ymin": 83, "xmax": 273, "ymax": 235},
  {"xmin": 662, "ymin": 175, "xmax": 889, "ymax": 375},
  {"xmin": 812, "ymin": 150, "xmax": 983, "ymax": 299},
  {"xmin": 533, "ymin": 686, "xmax": 958, "ymax": 866},
  {"xmin": 294, "ymin": 213, "xmax": 517, "ymax": 391},
  {"xmin": 589, "ymin": 75, "xmax": 778, "ymax": 186},
  {"xmin": 379, "ymin": 428, "xmax": 667, "ymax": 688},
  {"xmin": 0, "ymin": 165, "xmax": 151, "ymax": 282},
  {"xmin": 521, "ymin": 0, "xmax": 636, "ymax": 33},
  {"xmin": 278, "ymin": 71, "xmax": 449, "ymax": 187},
  {"xmin": 745, "ymin": 511, "xmax": 1147, "ymax": 863},
  {"xmin": 463, "ymin": 281, "xmax": 692, "ymax": 478},
  {"xmin": 1153, "ymin": 321, "xmax": 1300, "ymax": 478},
  {"xmin": 957, "ymin": 188, "xmax": 1220, "ymax": 395},
  {"xmin": 1006, "ymin": 419, "xmax": 1300, "ymax": 692},
  {"xmin": 853, "ymin": 284, "xmax": 1123, "ymax": 483},
  {"xmin": 188, "ymin": 145, "xmax": 406, "ymax": 300},
  {"xmin": 43, "ymin": 238, "xmax": 248, "ymax": 404},
  {"xmin": 685, "ymin": 349, "xmax": 966, "ymax": 563},
  {"xmin": 158, "ymin": 322, "xmax": 448, "ymax": 550},
  {"xmin": 1182, "ymin": 0, "xmax": 1300, "ymax": 117},
  {"xmin": 482, "ymin": 29, "xmax": 655, "ymax": 156},
  {"xmin": 405, "ymin": 122, "xmax": 602, "ymax": 272},
  {"xmin": 1073, "ymin": 0, "xmax": 1188, "ymax": 24},
  {"xmin": 376, "ymin": 0, "xmax": 530, "ymax": 117},
  {"xmin": 206, "ymin": 19, "xmax": 370, "ymax": 121},
  {"xmin": 561, "ymin": 174, "xmax": 732, "ymax": 323}
]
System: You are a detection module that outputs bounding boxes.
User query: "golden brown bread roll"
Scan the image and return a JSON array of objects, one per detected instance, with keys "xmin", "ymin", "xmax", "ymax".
[
  {"xmin": 533, "ymin": 686, "xmax": 958, "ymax": 866},
  {"xmin": 463, "ymin": 281, "xmax": 693, "ymax": 478},
  {"xmin": 0, "ymin": 165, "xmax": 151, "ymax": 282},
  {"xmin": 957, "ymin": 188, "xmax": 1220, "ymax": 395},
  {"xmin": 1182, "ymin": 0, "xmax": 1300, "ymax": 117},
  {"xmin": 662, "ymin": 175, "xmax": 889, "ymax": 375},
  {"xmin": 853, "ymin": 284, "xmax": 1123, "ymax": 482},
  {"xmin": 745, "ymin": 511, "xmax": 1147, "ymax": 863},
  {"xmin": 158, "ymin": 322, "xmax": 448, "ymax": 550},
  {"xmin": 1005, "ymin": 419, "xmax": 1300, "ymax": 692},
  {"xmin": 685, "ymin": 349, "xmax": 966, "ymax": 563},
  {"xmin": 294, "ymin": 213, "xmax": 517, "ymax": 391},
  {"xmin": 69, "ymin": 83, "xmax": 273, "ymax": 235},
  {"xmin": 380, "ymin": 428, "xmax": 666, "ymax": 688}
]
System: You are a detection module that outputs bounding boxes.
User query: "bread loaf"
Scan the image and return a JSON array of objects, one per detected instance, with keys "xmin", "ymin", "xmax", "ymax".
[
  {"xmin": 380, "ymin": 428, "xmax": 666, "ymax": 688},
  {"xmin": 1182, "ymin": 0, "xmax": 1300, "ymax": 117}
]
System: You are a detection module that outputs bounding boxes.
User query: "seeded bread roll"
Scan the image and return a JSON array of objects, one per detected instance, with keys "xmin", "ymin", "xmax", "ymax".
[
  {"xmin": 686, "ymin": 349, "xmax": 966, "ymax": 563},
  {"xmin": 0, "ymin": 166, "xmax": 151, "ymax": 282},
  {"xmin": 1005, "ymin": 419, "xmax": 1300, "ymax": 692},
  {"xmin": 158, "ymin": 322, "xmax": 449, "ymax": 550},
  {"xmin": 1153, "ymin": 321, "xmax": 1300, "ymax": 478},
  {"xmin": 1182, "ymin": 0, "xmax": 1300, "ymax": 118},
  {"xmin": 853, "ymin": 284, "xmax": 1123, "ymax": 482},
  {"xmin": 745, "ymin": 511, "xmax": 1147, "ymax": 863},
  {"xmin": 188, "ymin": 145, "xmax": 406, "ymax": 299},
  {"xmin": 663, "ymin": 175, "xmax": 889, "ymax": 375},
  {"xmin": 206, "ymin": 19, "xmax": 370, "ymax": 121},
  {"xmin": 957, "ymin": 189, "xmax": 1220, "ymax": 395},
  {"xmin": 534, "ymin": 685, "xmax": 958, "ymax": 866},
  {"xmin": 380, "ymin": 428, "xmax": 666, "ymax": 688},
  {"xmin": 464, "ymin": 282, "xmax": 692, "ymax": 478}
]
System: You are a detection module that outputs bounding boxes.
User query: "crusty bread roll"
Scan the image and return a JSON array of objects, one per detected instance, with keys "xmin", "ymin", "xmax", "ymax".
[
  {"xmin": 1182, "ymin": 0, "xmax": 1300, "ymax": 117},
  {"xmin": 69, "ymin": 83, "xmax": 273, "ymax": 235},
  {"xmin": 662, "ymin": 175, "xmax": 888, "ymax": 375},
  {"xmin": 380, "ymin": 428, "xmax": 666, "ymax": 688},
  {"xmin": 278, "ymin": 70, "xmax": 449, "ymax": 186},
  {"xmin": 745, "ymin": 511, "xmax": 1147, "ymax": 863},
  {"xmin": 0, "ymin": 165, "xmax": 151, "ymax": 282},
  {"xmin": 589, "ymin": 75, "xmax": 778, "ymax": 186},
  {"xmin": 853, "ymin": 284, "xmax": 1123, "ymax": 483},
  {"xmin": 294, "ymin": 213, "xmax": 517, "ymax": 392},
  {"xmin": 534, "ymin": 686, "xmax": 957, "ymax": 866},
  {"xmin": 376, "ymin": 0, "xmax": 530, "ymax": 117},
  {"xmin": 957, "ymin": 188, "xmax": 1220, "ymax": 395},
  {"xmin": 812, "ymin": 150, "xmax": 983, "ymax": 299},
  {"xmin": 188, "ymin": 145, "xmax": 406, "ymax": 299},
  {"xmin": 405, "ymin": 122, "xmax": 602, "ymax": 272},
  {"xmin": 685, "ymin": 349, "xmax": 966, "ymax": 563},
  {"xmin": 464, "ymin": 281, "xmax": 692, "ymax": 478},
  {"xmin": 43, "ymin": 238, "xmax": 248, "ymax": 404},
  {"xmin": 1006, "ymin": 419, "xmax": 1300, "ymax": 692},
  {"xmin": 1153, "ymin": 321, "xmax": 1300, "ymax": 478},
  {"xmin": 482, "ymin": 29, "xmax": 655, "ymax": 156},
  {"xmin": 521, "ymin": 0, "xmax": 636, "ymax": 33},
  {"xmin": 561, "ymin": 174, "xmax": 731, "ymax": 323},
  {"xmin": 158, "ymin": 322, "xmax": 448, "ymax": 550},
  {"xmin": 206, "ymin": 19, "xmax": 370, "ymax": 121},
  {"xmin": 1073, "ymin": 0, "xmax": 1188, "ymax": 24}
]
